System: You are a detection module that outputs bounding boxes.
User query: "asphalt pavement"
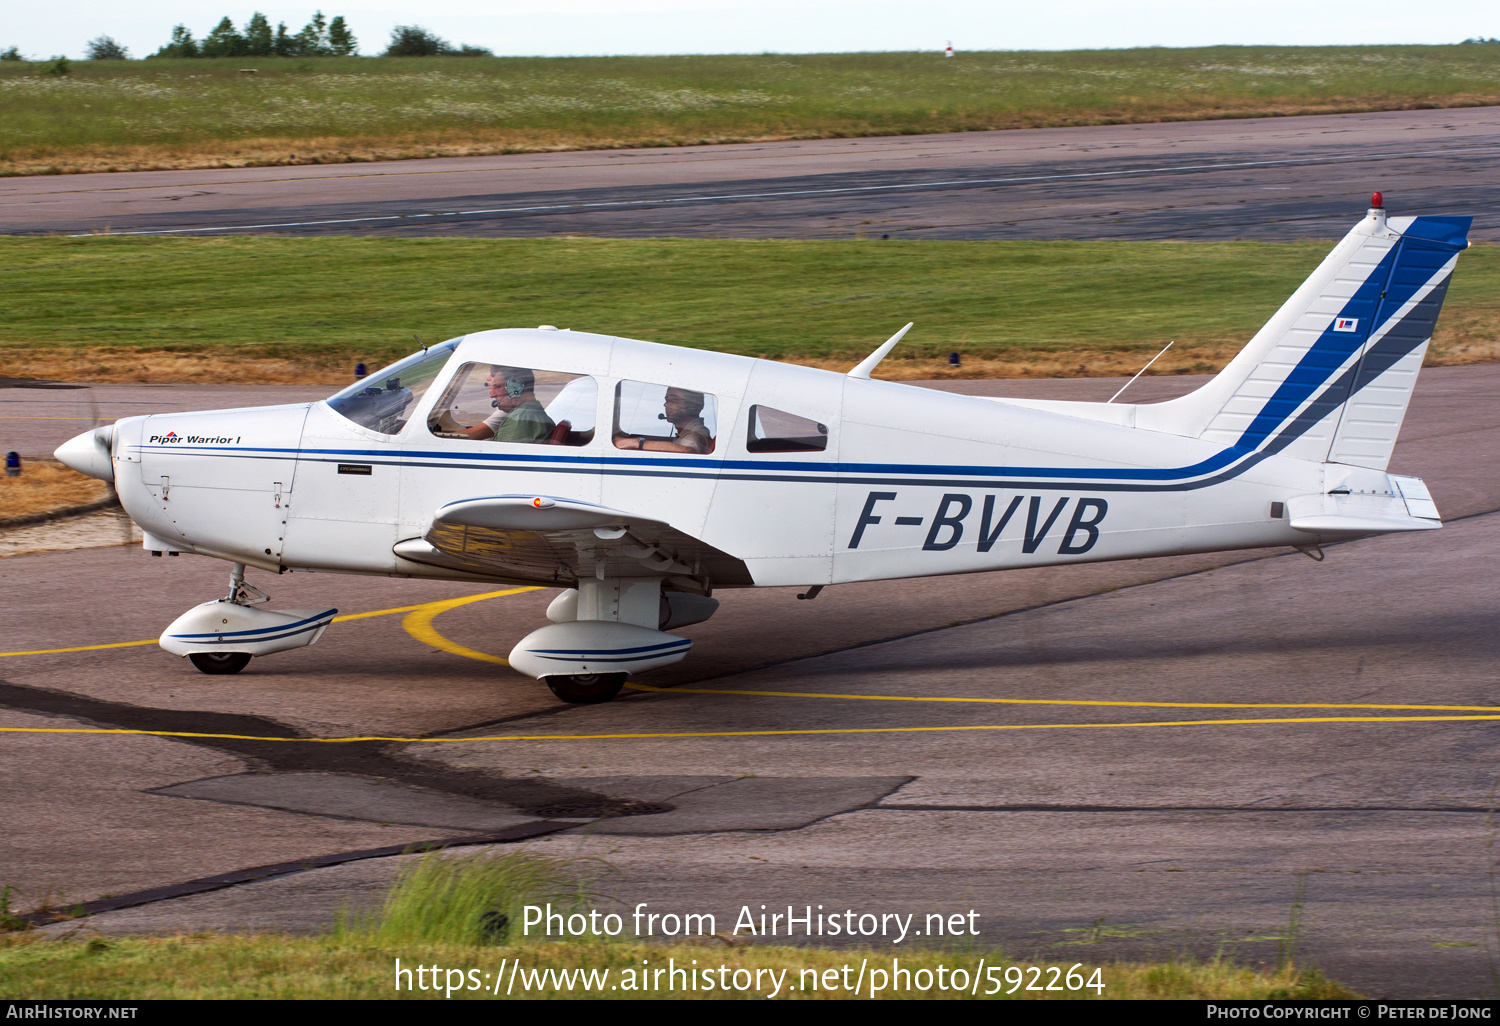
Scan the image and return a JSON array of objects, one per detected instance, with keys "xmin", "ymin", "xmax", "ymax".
[
  {"xmin": 5, "ymin": 107, "xmax": 1498, "ymax": 241},
  {"xmin": 2, "ymin": 366, "xmax": 1497, "ymax": 997}
]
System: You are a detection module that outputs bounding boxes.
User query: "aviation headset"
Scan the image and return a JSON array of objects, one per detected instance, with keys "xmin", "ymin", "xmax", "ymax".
[{"xmin": 489, "ymin": 367, "xmax": 531, "ymax": 406}]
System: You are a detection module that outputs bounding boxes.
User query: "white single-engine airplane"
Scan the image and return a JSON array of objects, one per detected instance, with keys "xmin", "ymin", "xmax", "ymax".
[{"xmin": 57, "ymin": 197, "xmax": 1468, "ymax": 703}]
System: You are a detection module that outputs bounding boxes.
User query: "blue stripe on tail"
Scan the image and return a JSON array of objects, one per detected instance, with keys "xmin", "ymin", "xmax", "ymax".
[{"xmin": 1234, "ymin": 216, "xmax": 1470, "ymax": 452}]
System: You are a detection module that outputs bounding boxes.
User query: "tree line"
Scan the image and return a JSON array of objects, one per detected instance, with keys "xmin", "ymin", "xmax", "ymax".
[
  {"xmin": 0, "ymin": 17, "xmax": 497, "ymax": 62},
  {"xmin": 150, "ymin": 12, "xmax": 357, "ymax": 58},
  {"xmin": 0, "ymin": 15, "xmax": 496, "ymax": 62}
]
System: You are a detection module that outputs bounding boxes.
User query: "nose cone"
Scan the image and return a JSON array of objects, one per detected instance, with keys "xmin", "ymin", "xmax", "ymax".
[{"xmin": 55, "ymin": 426, "xmax": 115, "ymax": 483}]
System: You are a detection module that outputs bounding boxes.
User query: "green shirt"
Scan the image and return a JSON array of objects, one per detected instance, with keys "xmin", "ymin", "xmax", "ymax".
[{"xmin": 492, "ymin": 400, "xmax": 555, "ymax": 443}]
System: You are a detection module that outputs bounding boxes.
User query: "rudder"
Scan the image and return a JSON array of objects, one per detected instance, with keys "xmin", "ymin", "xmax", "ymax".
[{"xmin": 1324, "ymin": 218, "xmax": 1464, "ymax": 468}]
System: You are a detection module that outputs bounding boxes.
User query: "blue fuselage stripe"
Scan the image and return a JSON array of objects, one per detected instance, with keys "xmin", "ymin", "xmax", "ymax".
[{"xmin": 138, "ymin": 443, "xmax": 1253, "ymax": 488}]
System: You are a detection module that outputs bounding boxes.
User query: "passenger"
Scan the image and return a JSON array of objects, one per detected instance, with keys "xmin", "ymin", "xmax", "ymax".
[
  {"xmin": 465, "ymin": 366, "xmax": 554, "ymax": 443},
  {"xmin": 617, "ymin": 387, "xmax": 713, "ymax": 453}
]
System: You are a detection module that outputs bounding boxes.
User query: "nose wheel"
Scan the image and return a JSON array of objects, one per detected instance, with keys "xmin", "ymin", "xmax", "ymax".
[
  {"xmin": 189, "ymin": 651, "xmax": 252, "ymax": 675},
  {"xmin": 544, "ymin": 673, "xmax": 627, "ymax": 704}
]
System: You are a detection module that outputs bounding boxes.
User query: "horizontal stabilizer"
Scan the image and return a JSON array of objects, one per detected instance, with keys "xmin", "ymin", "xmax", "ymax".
[{"xmin": 1287, "ymin": 491, "xmax": 1440, "ymax": 536}]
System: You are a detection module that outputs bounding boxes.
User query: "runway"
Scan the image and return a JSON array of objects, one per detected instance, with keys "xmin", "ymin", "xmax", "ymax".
[
  {"xmin": 4, "ymin": 366, "xmax": 1498, "ymax": 997},
  {"xmin": 5, "ymin": 107, "xmax": 1499, "ymax": 241}
]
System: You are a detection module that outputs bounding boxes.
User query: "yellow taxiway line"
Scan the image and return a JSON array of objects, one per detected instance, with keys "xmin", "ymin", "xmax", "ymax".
[
  {"xmin": 0, "ymin": 638, "xmax": 158, "ymax": 658},
  {"xmin": 6, "ymin": 588, "xmax": 1497, "ymax": 744},
  {"xmin": 3, "ymin": 714, "xmax": 1499, "ymax": 746},
  {"xmin": 0, "ymin": 588, "xmax": 534, "ymax": 659},
  {"xmin": 624, "ymin": 683, "xmax": 1500, "ymax": 715},
  {"xmin": 399, "ymin": 587, "xmax": 539, "ymax": 665}
]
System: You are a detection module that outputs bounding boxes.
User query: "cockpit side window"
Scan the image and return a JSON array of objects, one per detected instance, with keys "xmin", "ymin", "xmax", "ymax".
[
  {"xmin": 747, "ymin": 405, "xmax": 828, "ymax": 453},
  {"xmin": 613, "ymin": 380, "xmax": 717, "ymax": 454},
  {"xmin": 326, "ymin": 341, "xmax": 459, "ymax": 436},
  {"xmin": 428, "ymin": 362, "xmax": 597, "ymax": 446}
]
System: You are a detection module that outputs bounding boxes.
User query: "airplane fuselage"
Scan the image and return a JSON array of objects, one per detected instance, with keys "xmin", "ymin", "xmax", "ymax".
[
  {"xmin": 108, "ymin": 328, "xmax": 1359, "ymax": 591},
  {"xmin": 56, "ymin": 204, "xmax": 1462, "ymax": 695}
]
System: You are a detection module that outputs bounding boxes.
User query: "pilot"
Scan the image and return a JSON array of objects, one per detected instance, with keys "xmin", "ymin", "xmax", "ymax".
[
  {"xmin": 617, "ymin": 386, "xmax": 713, "ymax": 453},
  {"xmin": 464, "ymin": 366, "xmax": 554, "ymax": 443}
]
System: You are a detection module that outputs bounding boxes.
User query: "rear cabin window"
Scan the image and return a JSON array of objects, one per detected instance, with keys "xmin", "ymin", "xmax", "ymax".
[
  {"xmin": 428, "ymin": 362, "xmax": 597, "ymax": 446},
  {"xmin": 746, "ymin": 405, "xmax": 829, "ymax": 453},
  {"xmin": 613, "ymin": 380, "xmax": 717, "ymax": 454}
]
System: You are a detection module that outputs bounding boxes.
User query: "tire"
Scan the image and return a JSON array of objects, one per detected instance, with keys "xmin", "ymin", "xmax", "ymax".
[
  {"xmin": 543, "ymin": 672, "xmax": 627, "ymax": 704},
  {"xmin": 189, "ymin": 651, "xmax": 252, "ymax": 675}
]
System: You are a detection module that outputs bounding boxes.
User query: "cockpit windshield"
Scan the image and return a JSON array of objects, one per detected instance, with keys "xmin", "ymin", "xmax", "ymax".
[{"xmin": 326, "ymin": 339, "xmax": 460, "ymax": 435}]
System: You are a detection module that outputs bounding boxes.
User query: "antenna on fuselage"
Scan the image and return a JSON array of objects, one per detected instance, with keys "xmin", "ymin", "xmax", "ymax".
[
  {"xmin": 848, "ymin": 322, "xmax": 914, "ymax": 379},
  {"xmin": 413, "ymin": 334, "xmax": 427, "ymax": 353},
  {"xmin": 1106, "ymin": 340, "xmax": 1174, "ymax": 404}
]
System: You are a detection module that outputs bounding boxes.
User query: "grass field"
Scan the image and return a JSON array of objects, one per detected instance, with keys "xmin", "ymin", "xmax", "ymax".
[
  {"xmin": 0, "ymin": 933, "xmax": 1358, "ymax": 1000},
  {"xmin": 0, "ymin": 461, "xmax": 110, "ymax": 521},
  {"xmin": 0, "ymin": 851, "xmax": 1357, "ymax": 1000},
  {"xmin": 3, "ymin": 46, "xmax": 1500, "ymax": 175},
  {"xmin": 2, "ymin": 237, "xmax": 1496, "ymax": 383}
]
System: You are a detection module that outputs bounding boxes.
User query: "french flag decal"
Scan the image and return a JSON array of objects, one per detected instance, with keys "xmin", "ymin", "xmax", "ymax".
[{"xmin": 1333, "ymin": 317, "xmax": 1359, "ymax": 333}]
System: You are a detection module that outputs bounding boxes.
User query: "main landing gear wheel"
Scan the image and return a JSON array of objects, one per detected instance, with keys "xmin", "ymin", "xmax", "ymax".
[
  {"xmin": 189, "ymin": 652, "xmax": 252, "ymax": 675},
  {"xmin": 544, "ymin": 673, "xmax": 627, "ymax": 704}
]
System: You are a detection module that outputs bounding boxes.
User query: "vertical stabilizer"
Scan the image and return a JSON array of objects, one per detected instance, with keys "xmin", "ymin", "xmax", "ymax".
[{"xmin": 1138, "ymin": 203, "xmax": 1470, "ymax": 469}]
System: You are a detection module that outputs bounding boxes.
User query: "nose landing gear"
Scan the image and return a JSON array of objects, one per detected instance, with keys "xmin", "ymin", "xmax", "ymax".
[{"xmin": 158, "ymin": 562, "xmax": 337, "ymax": 675}]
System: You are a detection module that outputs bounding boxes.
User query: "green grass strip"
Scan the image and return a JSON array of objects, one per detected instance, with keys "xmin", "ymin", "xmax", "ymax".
[
  {"xmin": 4, "ymin": 46, "xmax": 1500, "ymax": 169},
  {"xmin": 0, "ymin": 934, "xmax": 1360, "ymax": 999},
  {"xmin": 3, "ymin": 237, "xmax": 1496, "ymax": 367}
]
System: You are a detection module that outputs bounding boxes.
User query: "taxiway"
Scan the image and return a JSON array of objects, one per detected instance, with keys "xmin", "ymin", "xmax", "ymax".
[
  {"xmin": 3, "ymin": 367, "xmax": 1497, "ymax": 997},
  {"xmin": 4, "ymin": 107, "xmax": 1499, "ymax": 241}
]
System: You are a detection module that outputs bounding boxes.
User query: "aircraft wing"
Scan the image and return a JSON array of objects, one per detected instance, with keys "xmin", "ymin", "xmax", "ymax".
[{"xmin": 394, "ymin": 494, "xmax": 752, "ymax": 590}]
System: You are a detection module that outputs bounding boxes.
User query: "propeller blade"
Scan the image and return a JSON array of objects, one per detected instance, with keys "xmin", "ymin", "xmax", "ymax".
[{"xmin": 85, "ymin": 386, "xmax": 132, "ymax": 546}]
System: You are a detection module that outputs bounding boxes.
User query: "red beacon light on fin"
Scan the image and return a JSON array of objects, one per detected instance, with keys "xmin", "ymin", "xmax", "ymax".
[{"xmin": 1371, "ymin": 191, "xmax": 1383, "ymax": 209}]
